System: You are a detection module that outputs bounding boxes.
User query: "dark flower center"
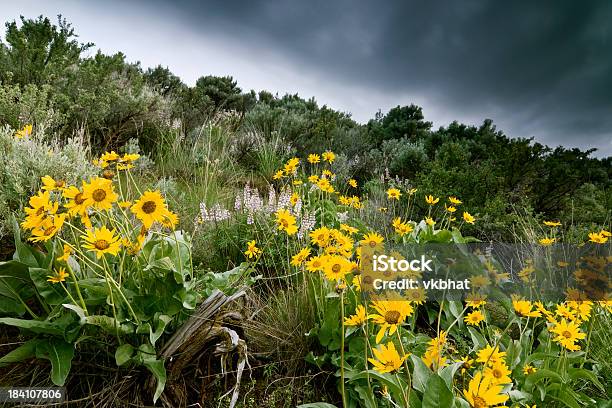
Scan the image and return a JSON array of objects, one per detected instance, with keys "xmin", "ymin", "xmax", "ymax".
[
  {"xmin": 75, "ymin": 193, "xmax": 86, "ymax": 205},
  {"xmin": 95, "ymin": 239, "xmax": 110, "ymax": 250},
  {"xmin": 473, "ymin": 396, "xmax": 486, "ymax": 408},
  {"xmin": 92, "ymin": 189, "xmax": 107, "ymax": 202},
  {"xmin": 142, "ymin": 201, "xmax": 157, "ymax": 214},
  {"xmin": 384, "ymin": 310, "xmax": 401, "ymax": 324}
]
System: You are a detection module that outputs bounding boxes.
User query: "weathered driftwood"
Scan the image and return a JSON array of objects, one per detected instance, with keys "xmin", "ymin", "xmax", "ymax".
[{"xmin": 149, "ymin": 288, "xmax": 248, "ymax": 407}]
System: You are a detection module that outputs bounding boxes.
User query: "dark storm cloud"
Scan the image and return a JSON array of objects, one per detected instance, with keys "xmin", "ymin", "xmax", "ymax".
[{"xmin": 140, "ymin": 0, "xmax": 612, "ymax": 156}]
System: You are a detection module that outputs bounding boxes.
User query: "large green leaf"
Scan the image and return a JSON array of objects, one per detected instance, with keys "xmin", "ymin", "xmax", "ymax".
[
  {"xmin": 84, "ymin": 315, "xmax": 134, "ymax": 335},
  {"xmin": 137, "ymin": 344, "xmax": 166, "ymax": 403},
  {"xmin": 467, "ymin": 327, "xmax": 486, "ymax": 351},
  {"xmin": 149, "ymin": 314, "xmax": 172, "ymax": 346},
  {"xmin": 0, "ymin": 317, "xmax": 64, "ymax": 336},
  {"xmin": 297, "ymin": 404, "xmax": 338, "ymax": 408},
  {"xmin": 422, "ymin": 374, "xmax": 454, "ymax": 408},
  {"xmin": 115, "ymin": 344, "xmax": 134, "ymax": 366},
  {"xmin": 411, "ymin": 354, "xmax": 433, "ymax": 393},
  {"xmin": 0, "ymin": 260, "xmax": 32, "ymax": 314},
  {"xmin": 29, "ymin": 267, "xmax": 66, "ymax": 305},
  {"xmin": 349, "ymin": 370, "xmax": 405, "ymax": 404},
  {"xmin": 35, "ymin": 338, "xmax": 74, "ymax": 386},
  {"xmin": 439, "ymin": 361, "xmax": 464, "ymax": 389},
  {"xmin": 567, "ymin": 368, "xmax": 605, "ymax": 392},
  {"xmin": 0, "ymin": 338, "xmax": 43, "ymax": 367},
  {"xmin": 524, "ymin": 369, "xmax": 563, "ymax": 391}
]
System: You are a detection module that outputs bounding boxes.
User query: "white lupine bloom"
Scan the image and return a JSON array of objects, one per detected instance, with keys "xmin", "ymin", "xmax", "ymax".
[
  {"xmin": 267, "ymin": 187, "xmax": 277, "ymax": 213},
  {"xmin": 298, "ymin": 211, "xmax": 316, "ymax": 240},
  {"xmin": 277, "ymin": 188, "xmax": 291, "ymax": 210},
  {"xmin": 211, "ymin": 204, "xmax": 230, "ymax": 221},
  {"xmin": 337, "ymin": 211, "xmax": 349, "ymax": 223},
  {"xmin": 293, "ymin": 198, "xmax": 302, "ymax": 217}
]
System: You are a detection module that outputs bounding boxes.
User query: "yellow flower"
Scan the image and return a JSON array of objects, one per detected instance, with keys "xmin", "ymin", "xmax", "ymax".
[
  {"xmin": 523, "ymin": 365, "xmax": 537, "ymax": 375},
  {"xmin": 160, "ymin": 209, "xmax": 179, "ymax": 229},
  {"xmin": 422, "ymin": 331, "xmax": 449, "ymax": 370},
  {"xmin": 378, "ymin": 207, "xmax": 388, "ymax": 213},
  {"xmin": 308, "ymin": 154, "xmax": 321, "ymax": 164},
  {"xmin": 550, "ymin": 318, "xmax": 586, "ymax": 351},
  {"xmin": 348, "ymin": 179, "xmax": 357, "ymax": 188},
  {"xmin": 275, "ymin": 209, "xmax": 298, "ymax": 235},
  {"xmin": 118, "ymin": 201, "xmax": 132, "ymax": 208},
  {"xmin": 41, "ymin": 175, "xmax": 66, "ymax": 192},
  {"xmin": 392, "ymin": 217, "xmax": 413, "ymax": 236},
  {"xmin": 100, "ymin": 151, "xmax": 120, "ymax": 162},
  {"xmin": 405, "ymin": 287, "xmax": 427, "ymax": 304},
  {"xmin": 465, "ymin": 310, "xmax": 485, "ymax": 326},
  {"xmin": 273, "ymin": 170, "xmax": 284, "ymax": 180},
  {"xmin": 352, "ymin": 274, "xmax": 362, "ymax": 291},
  {"xmin": 63, "ymin": 186, "xmax": 89, "ymax": 217},
  {"xmin": 283, "ymin": 157, "xmax": 300, "ymax": 175},
  {"xmin": 476, "ymin": 345, "xmax": 507, "ymax": 367},
  {"xmin": 29, "ymin": 214, "xmax": 66, "ymax": 242},
  {"xmin": 512, "ymin": 297, "xmax": 542, "ymax": 318},
  {"xmin": 463, "ymin": 371, "xmax": 509, "ymax": 408},
  {"xmin": 57, "ymin": 244, "xmax": 72, "ymax": 263},
  {"xmin": 316, "ymin": 177, "xmax": 335, "ymax": 193},
  {"xmin": 290, "ymin": 192, "xmax": 300, "ymax": 206},
  {"xmin": 369, "ymin": 300, "xmax": 413, "ymax": 343},
  {"xmin": 588, "ymin": 232, "xmax": 608, "ymax": 244},
  {"xmin": 340, "ymin": 224, "xmax": 358, "ymax": 235},
  {"xmin": 82, "ymin": 177, "xmax": 118, "ymax": 211},
  {"xmin": 448, "ymin": 196, "xmax": 462, "ymax": 205},
  {"xmin": 543, "ymin": 220, "xmax": 561, "ymax": 227},
  {"xmin": 117, "ymin": 153, "xmax": 140, "ymax": 164},
  {"xmin": 470, "ymin": 275, "xmax": 491, "ymax": 289},
  {"xmin": 322, "ymin": 255, "xmax": 353, "ymax": 281},
  {"xmin": 425, "ymin": 217, "xmax": 436, "ymax": 226},
  {"xmin": 466, "ymin": 293, "xmax": 487, "ymax": 308},
  {"xmin": 368, "ymin": 342, "xmax": 407, "ymax": 374},
  {"xmin": 15, "ymin": 124, "xmax": 33, "ymax": 139},
  {"xmin": 483, "ymin": 361, "xmax": 512, "ymax": 385},
  {"xmin": 344, "ymin": 305, "xmax": 367, "ymax": 326},
  {"xmin": 463, "ymin": 211, "xmax": 476, "ymax": 224},
  {"xmin": 305, "ymin": 255, "xmax": 324, "ymax": 272},
  {"xmin": 425, "ymin": 195, "xmax": 439, "ymax": 205},
  {"xmin": 81, "ymin": 226, "xmax": 121, "ymax": 259},
  {"xmin": 387, "ymin": 188, "xmax": 402, "ymax": 200},
  {"xmin": 116, "ymin": 163, "xmax": 133, "ymax": 171},
  {"xmin": 21, "ymin": 190, "xmax": 58, "ymax": 231},
  {"xmin": 310, "ymin": 227, "xmax": 331, "ymax": 247},
  {"xmin": 244, "ymin": 240, "xmax": 262, "ymax": 259},
  {"xmin": 124, "ymin": 234, "xmax": 146, "ymax": 255},
  {"xmin": 322, "ymin": 151, "xmax": 335, "ymax": 163},
  {"xmin": 445, "ymin": 205, "xmax": 457, "ymax": 213},
  {"xmin": 539, "ymin": 237, "xmax": 556, "ymax": 246},
  {"xmin": 291, "ymin": 247, "xmax": 311, "ymax": 266},
  {"xmin": 308, "ymin": 174, "xmax": 319, "ymax": 183},
  {"xmin": 131, "ymin": 191, "xmax": 167, "ymax": 228},
  {"xmin": 47, "ymin": 267, "xmax": 69, "ymax": 284},
  {"xmin": 360, "ymin": 232, "xmax": 384, "ymax": 249}
]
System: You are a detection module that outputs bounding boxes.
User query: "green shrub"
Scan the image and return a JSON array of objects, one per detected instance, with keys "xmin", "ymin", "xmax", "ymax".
[{"xmin": 0, "ymin": 125, "xmax": 94, "ymax": 239}]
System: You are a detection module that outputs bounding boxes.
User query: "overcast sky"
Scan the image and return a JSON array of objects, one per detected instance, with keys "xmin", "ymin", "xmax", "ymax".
[{"xmin": 3, "ymin": 0, "xmax": 612, "ymax": 157}]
